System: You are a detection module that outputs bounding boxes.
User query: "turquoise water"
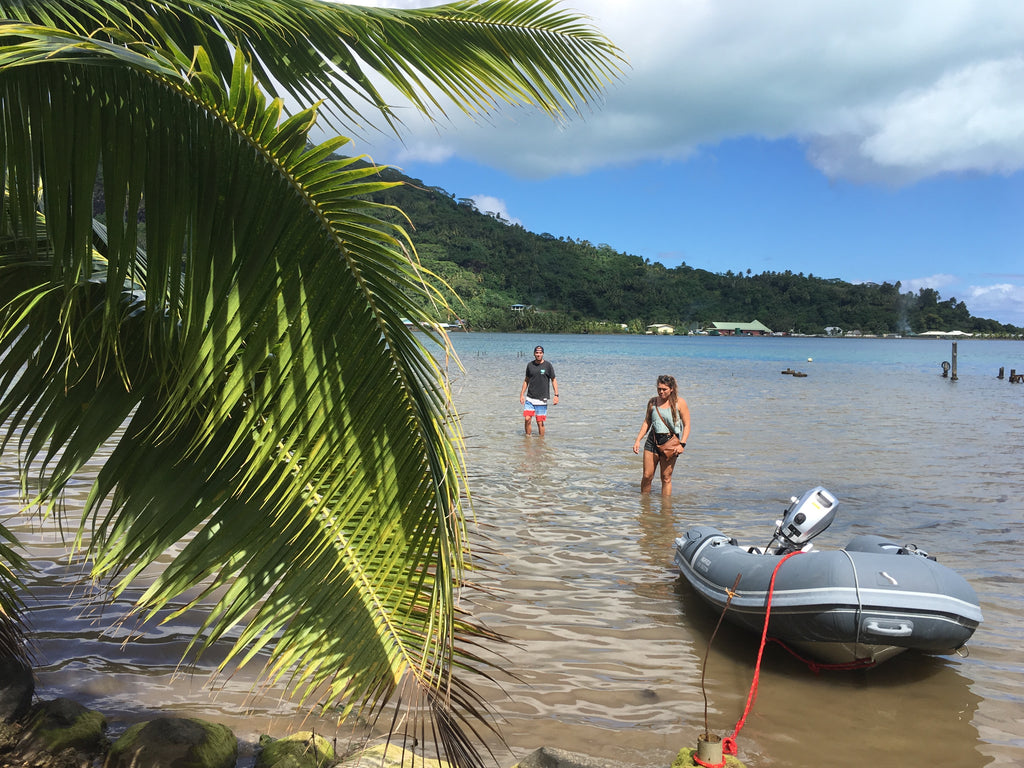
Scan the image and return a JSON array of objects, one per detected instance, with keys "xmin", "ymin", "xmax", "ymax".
[
  {"xmin": 5, "ymin": 332, "xmax": 1024, "ymax": 767},
  {"xmin": 457, "ymin": 331, "xmax": 1018, "ymax": 370}
]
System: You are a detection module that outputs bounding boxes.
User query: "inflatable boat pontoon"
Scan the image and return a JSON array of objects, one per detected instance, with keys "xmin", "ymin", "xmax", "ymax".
[{"xmin": 673, "ymin": 487, "xmax": 982, "ymax": 666}]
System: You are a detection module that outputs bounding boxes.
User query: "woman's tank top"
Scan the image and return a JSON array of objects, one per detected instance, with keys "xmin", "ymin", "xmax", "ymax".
[{"xmin": 651, "ymin": 403, "xmax": 683, "ymax": 434}]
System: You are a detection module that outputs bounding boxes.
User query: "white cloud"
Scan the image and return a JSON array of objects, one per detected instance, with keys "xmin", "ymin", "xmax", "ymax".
[
  {"xmin": 816, "ymin": 57, "xmax": 1024, "ymax": 182},
  {"xmin": 466, "ymin": 195, "xmax": 522, "ymax": 226},
  {"xmin": 352, "ymin": 0, "xmax": 1024, "ymax": 184},
  {"xmin": 899, "ymin": 274, "xmax": 1024, "ymax": 326},
  {"xmin": 964, "ymin": 283, "xmax": 1024, "ymax": 326},
  {"xmin": 900, "ymin": 274, "xmax": 960, "ymax": 294}
]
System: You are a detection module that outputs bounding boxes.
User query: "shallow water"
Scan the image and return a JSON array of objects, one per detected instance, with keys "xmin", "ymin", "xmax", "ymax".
[{"xmin": 4, "ymin": 333, "xmax": 1024, "ymax": 767}]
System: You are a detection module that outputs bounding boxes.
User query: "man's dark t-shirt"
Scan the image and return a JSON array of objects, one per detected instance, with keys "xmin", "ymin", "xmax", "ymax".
[{"xmin": 524, "ymin": 360, "xmax": 556, "ymax": 401}]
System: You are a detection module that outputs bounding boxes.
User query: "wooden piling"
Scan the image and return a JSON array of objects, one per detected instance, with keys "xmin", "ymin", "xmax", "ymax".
[{"xmin": 951, "ymin": 342, "xmax": 958, "ymax": 381}]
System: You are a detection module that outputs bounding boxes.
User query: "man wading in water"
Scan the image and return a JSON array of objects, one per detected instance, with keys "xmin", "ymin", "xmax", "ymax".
[{"xmin": 520, "ymin": 345, "xmax": 558, "ymax": 436}]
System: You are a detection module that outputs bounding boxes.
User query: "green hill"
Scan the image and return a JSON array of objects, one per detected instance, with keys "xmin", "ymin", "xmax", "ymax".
[{"xmin": 367, "ymin": 164, "xmax": 1021, "ymax": 336}]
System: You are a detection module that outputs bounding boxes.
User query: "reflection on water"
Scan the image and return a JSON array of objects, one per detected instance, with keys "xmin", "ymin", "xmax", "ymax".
[{"xmin": 4, "ymin": 334, "xmax": 1023, "ymax": 767}]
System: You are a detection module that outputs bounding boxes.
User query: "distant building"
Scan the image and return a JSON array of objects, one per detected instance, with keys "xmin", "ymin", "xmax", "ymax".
[
  {"xmin": 705, "ymin": 320, "xmax": 772, "ymax": 336},
  {"xmin": 917, "ymin": 330, "xmax": 974, "ymax": 338},
  {"xmin": 510, "ymin": 303, "xmax": 531, "ymax": 312},
  {"xmin": 645, "ymin": 324, "xmax": 675, "ymax": 335}
]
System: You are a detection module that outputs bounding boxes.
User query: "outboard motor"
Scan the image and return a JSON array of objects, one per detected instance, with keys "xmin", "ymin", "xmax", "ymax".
[{"xmin": 766, "ymin": 486, "xmax": 838, "ymax": 554}]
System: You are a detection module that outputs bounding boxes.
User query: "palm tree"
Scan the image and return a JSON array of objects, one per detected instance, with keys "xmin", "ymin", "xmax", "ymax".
[{"xmin": 0, "ymin": 1, "xmax": 621, "ymax": 764}]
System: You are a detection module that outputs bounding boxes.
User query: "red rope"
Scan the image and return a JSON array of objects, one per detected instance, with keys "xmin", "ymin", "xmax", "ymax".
[
  {"xmin": 693, "ymin": 550, "xmax": 804, "ymax": 768},
  {"xmin": 766, "ymin": 637, "xmax": 876, "ymax": 672}
]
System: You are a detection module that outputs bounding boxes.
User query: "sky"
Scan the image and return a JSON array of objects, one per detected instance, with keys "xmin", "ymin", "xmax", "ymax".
[{"xmin": 338, "ymin": 0, "xmax": 1024, "ymax": 327}]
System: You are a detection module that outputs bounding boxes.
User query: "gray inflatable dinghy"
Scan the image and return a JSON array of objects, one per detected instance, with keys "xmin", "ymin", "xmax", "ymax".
[{"xmin": 673, "ymin": 487, "xmax": 982, "ymax": 666}]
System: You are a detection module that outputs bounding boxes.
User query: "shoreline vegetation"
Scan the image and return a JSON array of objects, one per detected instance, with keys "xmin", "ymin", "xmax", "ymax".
[
  {"xmin": 366, "ymin": 163, "xmax": 1023, "ymax": 339},
  {"xmin": 421, "ymin": 322, "xmax": 1022, "ymax": 340}
]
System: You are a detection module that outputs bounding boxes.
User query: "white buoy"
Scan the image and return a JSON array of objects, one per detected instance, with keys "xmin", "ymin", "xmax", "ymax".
[{"xmin": 807, "ymin": 357, "xmax": 813, "ymax": 362}]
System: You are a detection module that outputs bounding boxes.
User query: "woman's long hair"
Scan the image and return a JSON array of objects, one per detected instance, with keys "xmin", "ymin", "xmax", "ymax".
[{"xmin": 649, "ymin": 374, "xmax": 681, "ymax": 426}]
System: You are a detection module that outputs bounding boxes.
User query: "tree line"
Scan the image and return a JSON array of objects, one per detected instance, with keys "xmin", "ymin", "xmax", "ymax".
[{"xmin": 368, "ymin": 166, "xmax": 1022, "ymax": 337}]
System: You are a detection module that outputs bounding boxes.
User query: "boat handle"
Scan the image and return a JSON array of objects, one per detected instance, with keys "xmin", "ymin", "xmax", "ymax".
[{"xmin": 863, "ymin": 619, "xmax": 913, "ymax": 637}]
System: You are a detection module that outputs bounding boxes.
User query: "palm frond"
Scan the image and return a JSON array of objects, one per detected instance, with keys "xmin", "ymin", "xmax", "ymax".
[
  {"xmin": 0, "ymin": 0, "xmax": 625, "ymax": 132},
  {"xmin": 0, "ymin": 40, "xmax": 491, "ymax": 763}
]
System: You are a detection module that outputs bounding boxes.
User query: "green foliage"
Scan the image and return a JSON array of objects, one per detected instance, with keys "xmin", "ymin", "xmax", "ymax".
[{"xmin": 368, "ymin": 169, "xmax": 1023, "ymax": 336}]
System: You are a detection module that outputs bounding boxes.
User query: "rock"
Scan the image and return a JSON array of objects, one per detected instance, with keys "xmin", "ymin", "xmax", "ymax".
[
  {"xmin": 339, "ymin": 742, "xmax": 452, "ymax": 768},
  {"xmin": 0, "ymin": 656, "xmax": 33, "ymax": 721},
  {"xmin": 19, "ymin": 698, "xmax": 108, "ymax": 760},
  {"xmin": 107, "ymin": 716, "xmax": 237, "ymax": 768},
  {"xmin": 510, "ymin": 746, "xmax": 633, "ymax": 768},
  {"xmin": 256, "ymin": 731, "xmax": 336, "ymax": 768}
]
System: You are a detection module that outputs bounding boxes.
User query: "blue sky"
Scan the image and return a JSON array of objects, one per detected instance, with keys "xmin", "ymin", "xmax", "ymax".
[{"xmin": 343, "ymin": 1, "xmax": 1024, "ymax": 326}]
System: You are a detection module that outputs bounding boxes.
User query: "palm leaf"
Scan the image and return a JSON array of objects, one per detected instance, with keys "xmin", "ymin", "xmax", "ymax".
[
  {"xmin": 0, "ymin": 0, "xmax": 624, "ymax": 131},
  {"xmin": 0, "ymin": 40, "xmax": 490, "ymax": 756}
]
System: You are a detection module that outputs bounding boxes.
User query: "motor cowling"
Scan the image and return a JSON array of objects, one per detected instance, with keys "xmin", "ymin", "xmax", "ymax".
[{"xmin": 768, "ymin": 486, "xmax": 838, "ymax": 553}]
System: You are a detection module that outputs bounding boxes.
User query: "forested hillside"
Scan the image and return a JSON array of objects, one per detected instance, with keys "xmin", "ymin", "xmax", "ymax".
[{"xmin": 368, "ymin": 165, "xmax": 1021, "ymax": 336}]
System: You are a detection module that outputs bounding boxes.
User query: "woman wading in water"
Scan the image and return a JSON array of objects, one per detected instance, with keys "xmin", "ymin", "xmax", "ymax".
[{"xmin": 632, "ymin": 374, "xmax": 690, "ymax": 495}]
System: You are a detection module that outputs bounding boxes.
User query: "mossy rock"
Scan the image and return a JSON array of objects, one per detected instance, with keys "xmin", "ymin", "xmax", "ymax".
[
  {"xmin": 21, "ymin": 698, "xmax": 108, "ymax": 756},
  {"xmin": 671, "ymin": 746, "xmax": 747, "ymax": 768},
  {"xmin": 107, "ymin": 717, "xmax": 237, "ymax": 768},
  {"xmin": 256, "ymin": 731, "xmax": 336, "ymax": 768}
]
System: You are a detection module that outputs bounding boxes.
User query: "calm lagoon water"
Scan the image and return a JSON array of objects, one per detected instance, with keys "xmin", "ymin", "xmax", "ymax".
[{"xmin": 4, "ymin": 332, "xmax": 1024, "ymax": 767}]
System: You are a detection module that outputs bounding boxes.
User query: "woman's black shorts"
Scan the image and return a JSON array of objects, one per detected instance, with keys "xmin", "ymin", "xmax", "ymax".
[{"xmin": 644, "ymin": 430, "xmax": 674, "ymax": 455}]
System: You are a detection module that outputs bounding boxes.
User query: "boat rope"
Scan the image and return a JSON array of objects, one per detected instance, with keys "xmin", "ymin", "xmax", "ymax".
[
  {"xmin": 694, "ymin": 550, "xmax": 804, "ymax": 768},
  {"xmin": 839, "ymin": 548, "xmax": 864, "ymax": 647},
  {"xmin": 765, "ymin": 638, "xmax": 876, "ymax": 672},
  {"xmin": 701, "ymin": 575, "xmax": 743, "ymax": 742}
]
